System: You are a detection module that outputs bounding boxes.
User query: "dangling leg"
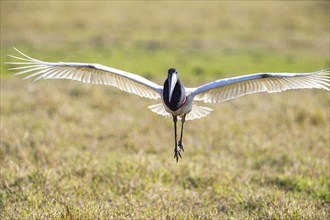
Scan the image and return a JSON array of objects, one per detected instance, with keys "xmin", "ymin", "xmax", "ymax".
[
  {"xmin": 173, "ymin": 115, "xmax": 181, "ymax": 162},
  {"xmin": 178, "ymin": 114, "xmax": 186, "ymax": 152}
]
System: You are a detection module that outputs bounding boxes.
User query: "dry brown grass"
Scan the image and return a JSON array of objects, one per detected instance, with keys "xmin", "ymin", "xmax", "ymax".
[{"xmin": 1, "ymin": 77, "xmax": 329, "ymax": 219}]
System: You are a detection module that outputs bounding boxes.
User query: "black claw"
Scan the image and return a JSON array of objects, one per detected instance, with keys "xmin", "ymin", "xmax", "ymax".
[
  {"xmin": 174, "ymin": 153, "xmax": 179, "ymax": 162},
  {"xmin": 174, "ymin": 147, "xmax": 182, "ymax": 162},
  {"xmin": 174, "ymin": 150, "xmax": 181, "ymax": 158},
  {"xmin": 178, "ymin": 141, "xmax": 184, "ymax": 152}
]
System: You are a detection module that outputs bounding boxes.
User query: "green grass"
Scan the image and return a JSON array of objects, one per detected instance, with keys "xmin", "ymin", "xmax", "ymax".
[{"xmin": 1, "ymin": 1, "xmax": 329, "ymax": 219}]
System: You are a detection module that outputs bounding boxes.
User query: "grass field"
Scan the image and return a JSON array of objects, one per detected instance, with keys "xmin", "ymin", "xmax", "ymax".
[{"xmin": 1, "ymin": 1, "xmax": 329, "ymax": 219}]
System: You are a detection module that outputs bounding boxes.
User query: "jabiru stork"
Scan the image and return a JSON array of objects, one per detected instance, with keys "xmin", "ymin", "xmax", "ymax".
[{"xmin": 7, "ymin": 48, "xmax": 330, "ymax": 161}]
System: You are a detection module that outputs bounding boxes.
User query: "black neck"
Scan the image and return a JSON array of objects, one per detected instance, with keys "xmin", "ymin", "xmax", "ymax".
[{"xmin": 163, "ymin": 79, "xmax": 186, "ymax": 111}]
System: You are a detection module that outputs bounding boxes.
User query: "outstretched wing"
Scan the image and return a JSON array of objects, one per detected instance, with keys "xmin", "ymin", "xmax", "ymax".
[
  {"xmin": 188, "ymin": 69, "xmax": 330, "ymax": 103},
  {"xmin": 7, "ymin": 48, "xmax": 162, "ymax": 99}
]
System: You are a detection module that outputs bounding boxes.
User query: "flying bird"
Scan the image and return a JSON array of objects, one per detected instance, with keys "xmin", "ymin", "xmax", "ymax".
[{"xmin": 7, "ymin": 48, "xmax": 330, "ymax": 161}]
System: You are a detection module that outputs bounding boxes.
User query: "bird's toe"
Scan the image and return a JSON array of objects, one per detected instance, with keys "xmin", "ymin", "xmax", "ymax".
[
  {"xmin": 178, "ymin": 140, "xmax": 184, "ymax": 152},
  {"xmin": 174, "ymin": 147, "xmax": 182, "ymax": 162}
]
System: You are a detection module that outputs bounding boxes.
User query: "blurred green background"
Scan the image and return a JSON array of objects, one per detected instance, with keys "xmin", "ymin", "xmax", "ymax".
[
  {"xmin": 1, "ymin": 1, "xmax": 329, "ymax": 82},
  {"xmin": 1, "ymin": 1, "xmax": 329, "ymax": 219}
]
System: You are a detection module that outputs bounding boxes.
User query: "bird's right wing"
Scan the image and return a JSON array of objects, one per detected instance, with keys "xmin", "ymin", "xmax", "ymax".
[
  {"xmin": 187, "ymin": 69, "xmax": 330, "ymax": 103},
  {"xmin": 7, "ymin": 48, "xmax": 162, "ymax": 99}
]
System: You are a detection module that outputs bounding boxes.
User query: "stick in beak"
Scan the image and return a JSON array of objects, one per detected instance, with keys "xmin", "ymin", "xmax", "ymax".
[{"xmin": 168, "ymin": 72, "xmax": 178, "ymax": 102}]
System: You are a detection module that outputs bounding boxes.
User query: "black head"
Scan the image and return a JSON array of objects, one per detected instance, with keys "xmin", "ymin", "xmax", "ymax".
[{"xmin": 168, "ymin": 68, "xmax": 178, "ymax": 75}]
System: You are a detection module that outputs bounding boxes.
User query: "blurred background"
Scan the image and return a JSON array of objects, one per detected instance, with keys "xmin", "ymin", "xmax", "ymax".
[
  {"xmin": 2, "ymin": 1, "xmax": 329, "ymax": 81},
  {"xmin": 1, "ymin": 1, "xmax": 329, "ymax": 219}
]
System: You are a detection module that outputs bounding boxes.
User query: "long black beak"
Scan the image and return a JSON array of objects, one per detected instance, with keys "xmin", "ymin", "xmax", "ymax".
[{"xmin": 168, "ymin": 73, "xmax": 178, "ymax": 102}]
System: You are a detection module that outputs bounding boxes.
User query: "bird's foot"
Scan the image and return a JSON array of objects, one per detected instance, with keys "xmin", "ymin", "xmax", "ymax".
[
  {"xmin": 174, "ymin": 146, "xmax": 182, "ymax": 162},
  {"xmin": 178, "ymin": 140, "xmax": 184, "ymax": 152}
]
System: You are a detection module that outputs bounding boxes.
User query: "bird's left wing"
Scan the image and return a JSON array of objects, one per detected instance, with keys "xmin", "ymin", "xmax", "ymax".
[
  {"xmin": 7, "ymin": 48, "xmax": 162, "ymax": 99},
  {"xmin": 187, "ymin": 69, "xmax": 330, "ymax": 103}
]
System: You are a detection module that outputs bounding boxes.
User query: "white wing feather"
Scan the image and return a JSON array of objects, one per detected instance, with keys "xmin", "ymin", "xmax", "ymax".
[
  {"xmin": 7, "ymin": 48, "xmax": 162, "ymax": 99},
  {"xmin": 148, "ymin": 103, "xmax": 171, "ymax": 117},
  {"xmin": 185, "ymin": 104, "xmax": 213, "ymax": 120},
  {"xmin": 188, "ymin": 69, "xmax": 330, "ymax": 103},
  {"xmin": 148, "ymin": 103, "xmax": 213, "ymax": 120}
]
